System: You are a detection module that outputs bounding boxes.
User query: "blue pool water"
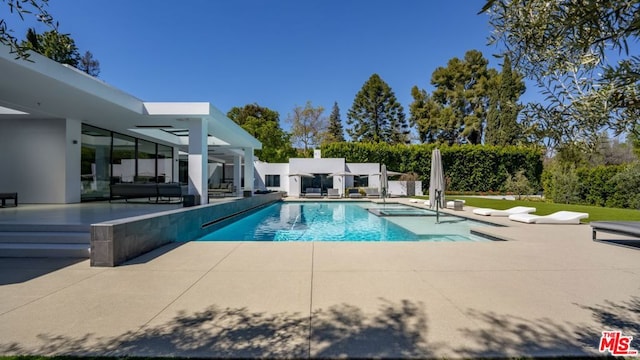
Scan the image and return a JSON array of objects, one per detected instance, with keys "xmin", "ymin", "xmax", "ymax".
[{"xmin": 197, "ymin": 202, "xmax": 493, "ymax": 242}]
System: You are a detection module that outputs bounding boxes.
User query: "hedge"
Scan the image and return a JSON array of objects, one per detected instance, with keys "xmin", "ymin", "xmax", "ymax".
[
  {"xmin": 542, "ymin": 162, "xmax": 640, "ymax": 209},
  {"xmin": 321, "ymin": 142, "xmax": 544, "ymax": 192}
]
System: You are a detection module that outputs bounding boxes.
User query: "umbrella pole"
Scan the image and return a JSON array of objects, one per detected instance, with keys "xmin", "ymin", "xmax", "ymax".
[{"xmin": 435, "ymin": 190, "xmax": 441, "ymax": 224}]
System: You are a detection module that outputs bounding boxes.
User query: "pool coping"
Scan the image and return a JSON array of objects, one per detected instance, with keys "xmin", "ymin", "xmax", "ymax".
[{"xmin": 90, "ymin": 192, "xmax": 284, "ymax": 267}]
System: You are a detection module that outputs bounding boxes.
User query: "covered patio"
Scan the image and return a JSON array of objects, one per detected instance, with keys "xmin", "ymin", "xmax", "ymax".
[{"xmin": 0, "ymin": 45, "xmax": 261, "ymax": 206}]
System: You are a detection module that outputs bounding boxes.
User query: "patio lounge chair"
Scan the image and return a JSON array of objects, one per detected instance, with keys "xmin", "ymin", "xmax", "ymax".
[
  {"xmin": 327, "ymin": 188, "xmax": 340, "ymax": 199},
  {"xmin": 348, "ymin": 188, "xmax": 362, "ymax": 198},
  {"xmin": 508, "ymin": 211, "xmax": 589, "ymax": 224},
  {"xmin": 473, "ymin": 206, "xmax": 537, "ymax": 217},
  {"xmin": 365, "ymin": 188, "xmax": 380, "ymax": 198},
  {"xmin": 422, "ymin": 199, "xmax": 461, "ymax": 208},
  {"xmin": 590, "ymin": 221, "xmax": 640, "ymax": 240},
  {"xmin": 305, "ymin": 188, "xmax": 323, "ymax": 198}
]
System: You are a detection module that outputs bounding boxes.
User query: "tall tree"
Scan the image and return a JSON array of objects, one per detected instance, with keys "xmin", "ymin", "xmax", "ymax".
[
  {"xmin": 77, "ymin": 50, "xmax": 100, "ymax": 76},
  {"xmin": 410, "ymin": 50, "xmax": 495, "ymax": 145},
  {"xmin": 325, "ymin": 102, "xmax": 345, "ymax": 143},
  {"xmin": 481, "ymin": 0, "xmax": 640, "ymax": 149},
  {"xmin": 347, "ymin": 73, "xmax": 409, "ymax": 144},
  {"xmin": 287, "ymin": 101, "xmax": 327, "ymax": 151},
  {"xmin": 409, "ymin": 86, "xmax": 446, "ymax": 143},
  {"xmin": 227, "ymin": 103, "xmax": 296, "ymax": 163},
  {"xmin": 21, "ymin": 29, "xmax": 80, "ymax": 66},
  {"xmin": 484, "ymin": 55, "xmax": 525, "ymax": 145},
  {"xmin": 1, "ymin": 0, "xmax": 55, "ymax": 60}
]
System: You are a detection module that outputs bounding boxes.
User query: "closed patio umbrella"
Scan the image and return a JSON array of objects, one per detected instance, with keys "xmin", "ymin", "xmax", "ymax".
[
  {"xmin": 429, "ymin": 148, "xmax": 445, "ymax": 209},
  {"xmin": 380, "ymin": 164, "xmax": 389, "ymax": 200}
]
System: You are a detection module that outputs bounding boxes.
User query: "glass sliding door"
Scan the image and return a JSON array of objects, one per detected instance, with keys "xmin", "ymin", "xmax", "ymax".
[
  {"xmin": 81, "ymin": 125, "xmax": 112, "ymax": 201},
  {"xmin": 112, "ymin": 133, "xmax": 136, "ymax": 183},
  {"xmin": 80, "ymin": 124, "xmax": 176, "ymax": 201},
  {"xmin": 157, "ymin": 144, "xmax": 173, "ymax": 183},
  {"xmin": 136, "ymin": 139, "xmax": 156, "ymax": 182}
]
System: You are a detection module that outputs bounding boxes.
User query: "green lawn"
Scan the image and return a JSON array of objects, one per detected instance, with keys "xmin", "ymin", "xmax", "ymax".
[{"xmin": 413, "ymin": 196, "xmax": 640, "ymax": 223}]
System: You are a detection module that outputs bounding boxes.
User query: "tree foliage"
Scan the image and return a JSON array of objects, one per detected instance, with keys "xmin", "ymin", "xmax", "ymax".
[
  {"xmin": 287, "ymin": 101, "xmax": 327, "ymax": 151},
  {"xmin": 484, "ymin": 55, "xmax": 525, "ymax": 145},
  {"xmin": 77, "ymin": 50, "xmax": 100, "ymax": 76},
  {"xmin": 227, "ymin": 103, "xmax": 296, "ymax": 163},
  {"xmin": 410, "ymin": 50, "xmax": 499, "ymax": 145},
  {"xmin": 0, "ymin": 0, "xmax": 55, "ymax": 59},
  {"xmin": 20, "ymin": 28, "xmax": 101, "ymax": 77},
  {"xmin": 325, "ymin": 102, "xmax": 345, "ymax": 143},
  {"xmin": 482, "ymin": 0, "xmax": 640, "ymax": 150},
  {"xmin": 22, "ymin": 29, "xmax": 80, "ymax": 66},
  {"xmin": 347, "ymin": 74, "xmax": 409, "ymax": 144}
]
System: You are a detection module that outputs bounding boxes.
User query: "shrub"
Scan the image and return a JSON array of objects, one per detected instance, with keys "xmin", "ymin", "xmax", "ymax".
[
  {"xmin": 504, "ymin": 170, "xmax": 533, "ymax": 200},
  {"xmin": 542, "ymin": 163, "xmax": 580, "ymax": 204},
  {"xmin": 606, "ymin": 161, "xmax": 640, "ymax": 209}
]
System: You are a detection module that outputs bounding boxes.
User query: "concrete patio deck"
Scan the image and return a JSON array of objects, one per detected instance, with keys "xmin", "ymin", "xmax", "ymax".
[{"xmin": 0, "ymin": 199, "xmax": 638, "ymax": 359}]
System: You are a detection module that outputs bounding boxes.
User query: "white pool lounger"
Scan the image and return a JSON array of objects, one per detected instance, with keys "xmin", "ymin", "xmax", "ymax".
[
  {"xmin": 473, "ymin": 206, "xmax": 537, "ymax": 217},
  {"xmin": 508, "ymin": 211, "xmax": 589, "ymax": 224}
]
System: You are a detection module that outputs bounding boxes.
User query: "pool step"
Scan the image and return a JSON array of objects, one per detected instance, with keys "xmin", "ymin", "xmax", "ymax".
[
  {"xmin": 0, "ymin": 243, "xmax": 90, "ymax": 258},
  {"xmin": 0, "ymin": 225, "xmax": 90, "ymax": 258}
]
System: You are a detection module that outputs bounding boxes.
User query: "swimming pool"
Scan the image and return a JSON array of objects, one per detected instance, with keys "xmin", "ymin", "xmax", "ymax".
[{"xmin": 196, "ymin": 202, "xmax": 494, "ymax": 242}]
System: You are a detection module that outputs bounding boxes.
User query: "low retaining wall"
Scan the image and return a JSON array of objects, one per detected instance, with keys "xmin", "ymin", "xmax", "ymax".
[{"xmin": 90, "ymin": 192, "xmax": 284, "ymax": 267}]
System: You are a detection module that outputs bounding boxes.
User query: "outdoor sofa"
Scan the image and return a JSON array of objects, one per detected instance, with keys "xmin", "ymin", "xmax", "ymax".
[
  {"xmin": 110, "ymin": 183, "xmax": 186, "ymax": 203},
  {"xmin": 208, "ymin": 182, "xmax": 235, "ymax": 196},
  {"xmin": 590, "ymin": 221, "xmax": 640, "ymax": 240},
  {"xmin": 304, "ymin": 188, "xmax": 323, "ymax": 198},
  {"xmin": 348, "ymin": 188, "xmax": 362, "ymax": 198},
  {"xmin": 327, "ymin": 188, "xmax": 340, "ymax": 198},
  {"xmin": 365, "ymin": 188, "xmax": 380, "ymax": 198},
  {"xmin": 0, "ymin": 192, "xmax": 17, "ymax": 207}
]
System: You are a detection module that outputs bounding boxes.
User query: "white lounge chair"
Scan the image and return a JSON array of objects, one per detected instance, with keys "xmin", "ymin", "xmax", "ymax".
[
  {"xmin": 446, "ymin": 199, "xmax": 465, "ymax": 208},
  {"xmin": 508, "ymin": 211, "xmax": 589, "ymax": 224},
  {"xmin": 421, "ymin": 199, "xmax": 461, "ymax": 208},
  {"xmin": 473, "ymin": 206, "xmax": 537, "ymax": 217}
]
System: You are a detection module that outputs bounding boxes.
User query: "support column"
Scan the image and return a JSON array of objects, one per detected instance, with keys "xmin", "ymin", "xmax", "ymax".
[
  {"xmin": 233, "ymin": 154, "xmax": 241, "ymax": 197},
  {"xmin": 243, "ymin": 148, "xmax": 254, "ymax": 196},
  {"xmin": 65, "ymin": 118, "xmax": 82, "ymax": 203},
  {"xmin": 188, "ymin": 118, "xmax": 208, "ymax": 205},
  {"xmin": 172, "ymin": 147, "xmax": 180, "ymax": 184}
]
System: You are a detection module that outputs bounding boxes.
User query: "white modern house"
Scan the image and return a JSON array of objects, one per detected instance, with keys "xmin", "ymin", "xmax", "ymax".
[
  {"xmin": 254, "ymin": 150, "xmax": 423, "ymax": 197},
  {"xmin": 0, "ymin": 45, "xmax": 261, "ymax": 205}
]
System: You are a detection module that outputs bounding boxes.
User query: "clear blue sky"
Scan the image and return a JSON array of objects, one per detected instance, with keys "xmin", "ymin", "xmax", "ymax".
[{"xmin": 15, "ymin": 0, "xmax": 526, "ymax": 132}]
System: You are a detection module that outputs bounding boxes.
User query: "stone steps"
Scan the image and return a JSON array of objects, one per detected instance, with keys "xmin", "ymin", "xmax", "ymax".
[{"xmin": 0, "ymin": 224, "xmax": 90, "ymax": 258}]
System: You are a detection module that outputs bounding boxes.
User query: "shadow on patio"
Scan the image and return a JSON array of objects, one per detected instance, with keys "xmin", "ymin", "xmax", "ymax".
[
  {"xmin": 1, "ymin": 296, "xmax": 638, "ymax": 358},
  {"xmin": 454, "ymin": 295, "xmax": 640, "ymax": 358},
  {"xmin": 0, "ymin": 299, "xmax": 441, "ymax": 359}
]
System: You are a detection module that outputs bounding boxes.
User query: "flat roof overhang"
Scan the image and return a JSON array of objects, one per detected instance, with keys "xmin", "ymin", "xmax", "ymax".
[{"xmin": 0, "ymin": 46, "xmax": 261, "ymax": 154}]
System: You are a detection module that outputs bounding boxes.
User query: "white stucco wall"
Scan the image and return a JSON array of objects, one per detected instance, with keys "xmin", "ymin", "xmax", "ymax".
[
  {"xmin": 254, "ymin": 161, "xmax": 289, "ymax": 193},
  {"xmin": 0, "ymin": 118, "xmax": 81, "ymax": 203},
  {"xmin": 345, "ymin": 163, "xmax": 380, "ymax": 189},
  {"xmin": 289, "ymin": 158, "xmax": 345, "ymax": 175},
  {"xmin": 388, "ymin": 181, "xmax": 424, "ymax": 197}
]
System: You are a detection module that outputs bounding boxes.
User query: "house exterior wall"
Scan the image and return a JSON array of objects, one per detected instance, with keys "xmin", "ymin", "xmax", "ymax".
[
  {"xmin": 0, "ymin": 118, "xmax": 81, "ymax": 203},
  {"xmin": 254, "ymin": 159, "xmax": 419, "ymax": 197},
  {"xmin": 254, "ymin": 161, "xmax": 289, "ymax": 193},
  {"xmin": 389, "ymin": 181, "xmax": 424, "ymax": 197},
  {"xmin": 345, "ymin": 163, "xmax": 380, "ymax": 189}
]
